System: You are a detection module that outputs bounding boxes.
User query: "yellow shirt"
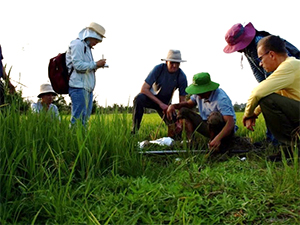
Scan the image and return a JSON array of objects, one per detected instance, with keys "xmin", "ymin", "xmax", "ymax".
[{"xmin": 244, "ymin": 57, "xmax": 300, "ymax": 118}]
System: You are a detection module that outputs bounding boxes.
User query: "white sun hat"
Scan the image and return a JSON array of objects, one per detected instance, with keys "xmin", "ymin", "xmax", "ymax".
[
  {"xmin": 87, "ymin": 22, "xmax": 106, "ymax": 38},
  {"xmin": 37, "ymin": 83, "xmax": 57, "ymax": 98},
  {"xmin": 78, "ymin": 22, "xmax": 106, "ymax": 42},
  {"xmin": 161, "ymin": 49, "xmax": 186, "ymax": 62}
]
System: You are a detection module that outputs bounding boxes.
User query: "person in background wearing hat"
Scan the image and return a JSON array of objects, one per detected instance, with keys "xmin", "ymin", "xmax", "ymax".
[
  {"xmin": 223, "ymin": 22, "xmax": 300, "ymax": 147},
  {"xmin": 167, "ymin": 72, "xmax": 237, "ymax": 152},
  {"xmin": 31, "ymin": 83, "xmax": 60, "ymax": 119},
  {"xmin": 243, "ymin": 35, "xmax": 300, "ymax": 161},
  {"xmin": 0, "ymin": 45, "xmax": 15, "ymax": 106},
  {"xmin": 66, "ymin": 22, "xmax": 107, "ymax": 126},
  {"xmin": 131, "ymin": 49, "xmax": 188, "ymax": 134}
]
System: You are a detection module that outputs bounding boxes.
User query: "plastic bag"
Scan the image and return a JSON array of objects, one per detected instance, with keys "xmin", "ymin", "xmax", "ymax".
[{"xmin": 139, "ymin": 137, "xmax": 174, "ymax": 149}]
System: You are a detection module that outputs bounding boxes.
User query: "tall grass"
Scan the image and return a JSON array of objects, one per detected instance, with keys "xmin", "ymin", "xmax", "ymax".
[
  {"xmin": 0, "ymin": 104, "xmax": 141, "ymax": 223},
  {"xmin": 0, "ymin": 104, "xmax": 299, "ymax": 224}
]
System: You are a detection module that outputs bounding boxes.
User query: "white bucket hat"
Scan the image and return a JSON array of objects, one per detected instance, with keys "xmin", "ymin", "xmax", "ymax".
[
  {"xmin": 161, "ymin": 50, "xmax": 186, "ymax": 62},
  {"xmin": 87, "ymin": 22, "xmax": 106, "ymax": 38},
  {"xmin": 38, "ymin": 84, "xmax": 57, "ymax": 98}
]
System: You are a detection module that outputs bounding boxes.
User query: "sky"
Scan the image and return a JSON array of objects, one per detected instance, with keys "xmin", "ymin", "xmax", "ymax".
[{"xmin": 1, "ymin": 0, "xmax": 300, "ymax": 107}]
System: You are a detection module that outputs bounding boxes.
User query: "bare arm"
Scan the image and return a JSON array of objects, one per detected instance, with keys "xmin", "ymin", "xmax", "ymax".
[
  {"xmin": 166, "ymin": 99, "xmax": 195, "ymax": 120},
  {"xmin": 209, "ymin": 115, "xmax": 235, "ymax": 150},
  {"xmin": 140, "ymin": 82, "xmax": 168, "ymax": 112},
  {"xmin": 179, "ymin": 95, "xmax": 186, "ymax": 103}
]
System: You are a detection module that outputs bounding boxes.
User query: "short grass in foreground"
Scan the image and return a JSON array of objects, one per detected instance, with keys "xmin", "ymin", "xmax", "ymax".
[{"xmin": 0, "ymin": 108, "xmax": 299, "ymax": 224}]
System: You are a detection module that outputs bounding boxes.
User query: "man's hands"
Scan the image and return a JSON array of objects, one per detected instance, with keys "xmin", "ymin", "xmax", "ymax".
[
  {"xmin": 208, "ymin": 137, "xmax": 221, "ymax": 151},
  {"xmin": 243, "ymin": 115, "xmax": 257, "ymax": 131},
  {"xmin": 96, "ymin": 59, "xmax": 106, "ymax": 68},
  {"xmin": 166, "ymin": 104, "xmax": 176, "ymax": 120}
]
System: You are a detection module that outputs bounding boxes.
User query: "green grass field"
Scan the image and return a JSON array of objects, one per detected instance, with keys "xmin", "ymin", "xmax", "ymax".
[{"xmin": 1, "ymin": 107, "xmax": 299, "ymax": 224}]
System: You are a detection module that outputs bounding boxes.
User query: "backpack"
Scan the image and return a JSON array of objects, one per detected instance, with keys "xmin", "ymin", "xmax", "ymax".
[{"xmin": 48, "ymin": 52, "xmax": 73, "ymax": 94}]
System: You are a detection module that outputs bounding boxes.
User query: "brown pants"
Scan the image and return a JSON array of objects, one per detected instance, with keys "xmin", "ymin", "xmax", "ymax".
[
  {"xmin": 0, "ymin": 81, "xmax": 4, "ymax": 106},
  {"xmin": 176, "ymin": 107, "xmax": 231, "ymax": 140}
]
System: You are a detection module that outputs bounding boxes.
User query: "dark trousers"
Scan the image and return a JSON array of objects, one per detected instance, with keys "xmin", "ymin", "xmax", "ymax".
[
  {"xmin": 0, "ymin": 81, "xmax": 4, "ymax": 106},
  {"xmin": 178, "ymin": 107, "xmax": 210, "ymax": 138},
  {"xmin": 178, "ymin": 107, "xmax": 234, "ymax": 140},
  {"xmin": 132, "ymin": 93, "xmax": 173, "ymax": 131},
  {"xmin": 259, "ymin": 93, "xmax": 300, "ymax": 145}
]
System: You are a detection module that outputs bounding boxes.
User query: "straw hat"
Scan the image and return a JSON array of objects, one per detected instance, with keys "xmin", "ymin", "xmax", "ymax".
[
  {"xmin": 223, "ymin": 22, "xmax": 256, "ymax": 53},
  {"xmin": 185, "ymin": 73, "xmax": 219, "ymax": 95},
  {"xmin": 87, "ymin": 22, "xmax": 106, "ymax": 38},
  {"xmin": 161, "ymin": 50, "xmax": 186, "ymax": 62},
  {"xmin": 37, "ymin": 84, "xmax": 57, "ymax": 98}
]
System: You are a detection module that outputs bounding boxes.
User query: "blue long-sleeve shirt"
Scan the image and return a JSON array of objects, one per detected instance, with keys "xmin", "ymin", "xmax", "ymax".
[
  {"xmin": 66, "ymin": 39, "xmax": 97, "ymax": 92},
  {"xmin": 66, "ymin": 28, "xmax": 102, "ymax": 92},
  {"xmin": 31, "ymin": 101, "xmax": 60, "ymax": 120}
]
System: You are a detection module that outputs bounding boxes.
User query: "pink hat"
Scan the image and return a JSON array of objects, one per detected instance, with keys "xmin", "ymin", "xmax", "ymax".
[{"xmin": 223, "ymin": 22, "xmax": 256, "ymax": 53}]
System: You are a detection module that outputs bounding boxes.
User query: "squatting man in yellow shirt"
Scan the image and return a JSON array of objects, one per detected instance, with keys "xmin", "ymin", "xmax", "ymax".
[{"xmin": 243, "ymin": 35, "xmax": 300, "ymax": 161}]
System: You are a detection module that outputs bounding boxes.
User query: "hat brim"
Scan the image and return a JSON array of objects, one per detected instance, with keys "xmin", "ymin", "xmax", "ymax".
[
  {"xmin": 223, "ymin": 22, "xmax": 256, "ymax": 53},
  {"xmin": 38, "ymin": 92, "xmax": 57, "ymax": 98},
  {"xmin": 186, "ymin": 82, "xmax": 219, "ymax": 95},
  {"xmin": 87, "ymin": 27, "xmax": 106, "ymax": 38},
  {"xmin": 161, "ymin": 59, "xmax": 187, "ymax": 62}
]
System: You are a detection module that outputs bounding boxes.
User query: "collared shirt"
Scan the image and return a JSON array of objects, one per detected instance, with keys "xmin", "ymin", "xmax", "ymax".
[
  {"xmin": 244, "ymin": 57, "xmax": 300, "ymax": 118},
  {"xmin": 31, "ymin": 101, "xmax": 60, "ymax": 119},
  {"xmin": 66, "ymin": 39, "xmax": 97, "ymax": 92},
  {"xmin": 190, "ymin": 88, "xmax": 237, "ymax": 131},
  {"xmin": 244, "ymin": 30, "xmax": 300, "ymax": 83},
  {"xmin": 66, "ymin": 29, "xmax": 101, "ymax": 92}
]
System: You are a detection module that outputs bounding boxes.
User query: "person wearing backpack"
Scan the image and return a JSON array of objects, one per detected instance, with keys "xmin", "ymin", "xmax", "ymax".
[{"xmin": 66, "ymin": 22, "xmax": 106, "ymax": 126}]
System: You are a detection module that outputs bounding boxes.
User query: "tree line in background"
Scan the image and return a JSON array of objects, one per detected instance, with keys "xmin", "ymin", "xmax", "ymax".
[
  {"xmin": 3, "ymin": 90, "xmax": 246, "ymax": 114},
  {"xmin": 2, "ymin": 65, "xmax": 246, "ymax": 114},
  {"xmin": 52, "ymin": 95, "xmax": 134, "ymax": 114}
]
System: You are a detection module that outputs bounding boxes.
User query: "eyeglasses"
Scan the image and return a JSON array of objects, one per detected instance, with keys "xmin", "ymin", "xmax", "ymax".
[{"xmin": 257, "ymin": 51, "xmax": 270, "ymax": 63}]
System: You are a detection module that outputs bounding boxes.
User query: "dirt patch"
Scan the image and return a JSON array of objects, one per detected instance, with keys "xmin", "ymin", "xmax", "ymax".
[{"xmin": 220, "ymin": 136, "xmax": 258, "ymax": 153}]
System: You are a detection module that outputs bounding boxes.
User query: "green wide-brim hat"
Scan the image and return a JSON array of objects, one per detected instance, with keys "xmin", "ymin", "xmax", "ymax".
[{"xmin": 185, "ymin": 72, "xmax": 219, "ymax": 95}]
